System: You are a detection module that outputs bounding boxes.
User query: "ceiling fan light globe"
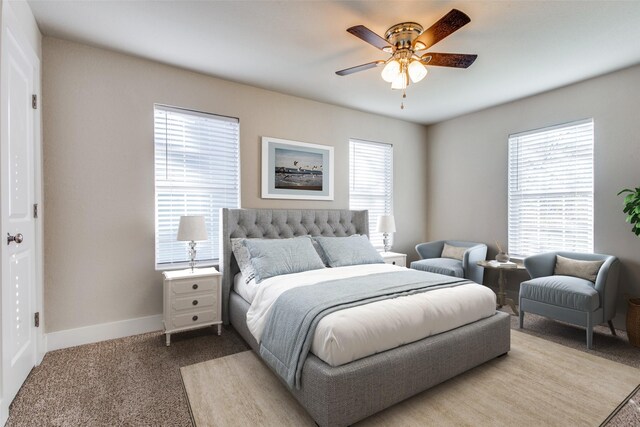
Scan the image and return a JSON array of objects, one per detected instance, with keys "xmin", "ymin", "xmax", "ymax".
[
  {"xmin": 408, "ymin": 60, "xmax": 427, "ymax": 83},
  {"xmin": 381, "ymin": 59, "xmax": 400, "ymax": 83},
  {"xmin": 391, "ymin": 71, "xmax": 408, "ymax": 90},
  {"xmin": 414, "ymin": 41, "xmax": 427, "ymax": 51}
]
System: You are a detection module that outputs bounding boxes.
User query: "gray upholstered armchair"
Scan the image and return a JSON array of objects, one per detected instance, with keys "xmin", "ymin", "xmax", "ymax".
[
  {"xmin": 520, "ymin": 251, "xmax": 620, "ymax": 349},
  {"xmin": 410, "ymin": 240, "xmax": 487, "ymax": 284}
]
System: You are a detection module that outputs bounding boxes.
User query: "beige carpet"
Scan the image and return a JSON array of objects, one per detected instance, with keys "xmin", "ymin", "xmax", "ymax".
[{"xmin": 181, "ymin": 330, "xmax": 640, "ymax": 427}]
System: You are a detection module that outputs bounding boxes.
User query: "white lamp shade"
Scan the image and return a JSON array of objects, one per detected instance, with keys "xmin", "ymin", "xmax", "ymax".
[
  {"xmin": 377, "ymin": 215, "xmax": 396, "ymax": 233},
  {"xmin": 381, "ymin": 59, "xmax": 400, "ymax": 83},
  {"xmin": 391, "ymin": 71, "xmax": 408, "ymax": 90},
  {"xmin": 408, "ymin": 60, "xmax": 428, "ymax": 83},
  {"xmin": 177, "ymin": 215, "xmax": 208, "ymax": 241}
]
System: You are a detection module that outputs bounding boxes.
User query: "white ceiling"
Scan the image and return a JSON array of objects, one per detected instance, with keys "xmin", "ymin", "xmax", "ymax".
[{"xmin": 27, "ymin": 0, "xmax": 640, "ymax": 125}]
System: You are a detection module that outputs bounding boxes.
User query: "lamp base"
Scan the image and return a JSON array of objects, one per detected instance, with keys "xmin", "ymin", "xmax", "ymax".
[
  {"xmin": 188, "ymin": 240, "xmax": 197, "ymax": 272},
  {"xmin": 382, "ymin": 233, "xmax": 390, "ymax": 253}
]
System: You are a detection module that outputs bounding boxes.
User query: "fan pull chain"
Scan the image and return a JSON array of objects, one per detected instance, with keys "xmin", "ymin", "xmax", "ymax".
[{"xmin": 401, "ymin": 90, "xmax": 407, "ymax": 109}]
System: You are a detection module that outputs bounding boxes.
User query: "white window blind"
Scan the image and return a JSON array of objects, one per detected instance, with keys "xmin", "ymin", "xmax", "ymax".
[
  {"xmin": 154, "ymin": 105, "xmax": 240, "ymax": 268},
  {"xmin": 349, "ymin": 139, "xmax": 393, "ymax": 249},
  {"xmin": 508, "ymin": 119, "xmax": 594, "ymax": 257}
]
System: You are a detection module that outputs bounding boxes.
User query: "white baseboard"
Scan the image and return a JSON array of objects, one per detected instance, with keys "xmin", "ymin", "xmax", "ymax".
[
  {"xmin": 0, "ymin": 398, "xmax": 7, "ymax": 427},
  {"xmin": 36, "ymin": 334, "xmax": 47, "ymax": 365},
  {"xmin": 46, "ymin": 314, "xmax": 163, "ymax": 352}
]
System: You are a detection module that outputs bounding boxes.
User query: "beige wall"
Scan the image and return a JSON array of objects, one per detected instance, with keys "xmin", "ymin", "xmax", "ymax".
[
  {"xmin": 42, "ymin": 37, "xmax": 429, "ymax": 333},
  {"xmin": 426, "ymin": 64, "xmax": 640, "ymax": 328}
]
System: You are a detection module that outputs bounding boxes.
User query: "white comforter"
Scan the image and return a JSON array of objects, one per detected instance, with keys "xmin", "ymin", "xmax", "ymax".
[{"xmin": 245, "ymin": 264, "xmax": 496, "ymax": 367}]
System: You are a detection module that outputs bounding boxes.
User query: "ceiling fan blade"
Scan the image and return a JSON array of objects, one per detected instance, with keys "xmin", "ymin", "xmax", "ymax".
[
  {"xmin": 422, "ymin": 53, "xmax": 477, "ymax": 68},
  {"xmin": 336, "ymin": 61, "xmax": 385, "ymax": 76},
  {"xmin": 347, "ymin": 25, "xmax": 393, "ymax": 51},
  {"xmin": 414, "ymin": 9, "xmax": 471, "ymax": 51}
]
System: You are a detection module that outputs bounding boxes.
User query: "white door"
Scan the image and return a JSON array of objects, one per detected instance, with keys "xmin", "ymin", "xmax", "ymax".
[{"xmin": 0, "ymin": 9, "xmax": 38, "ymax": 411}]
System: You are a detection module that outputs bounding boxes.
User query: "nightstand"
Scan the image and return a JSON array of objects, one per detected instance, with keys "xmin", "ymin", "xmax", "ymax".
[
  {"xmin": 380, "ymin": 251, "xmax": 407, "ymax": 267},
  {"xmin": 162, "ymin": 267, "xmax": 222, "ymax": 346}
]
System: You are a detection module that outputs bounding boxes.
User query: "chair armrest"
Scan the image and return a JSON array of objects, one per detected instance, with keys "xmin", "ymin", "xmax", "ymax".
[
  {"xmin": 462, "ymin": 244, "xmax": 488, "ymax": 284},
  {"xmin": 462, "ymin": 244, "xmax": 488, "ymax": 266},
  {"xmin": 415, "ymin": 241, "xmax": 445, "ymax": 260},
  {"xmin": 523, "ymin": 252, "xmax": 557, "ymax": 278},
  {"xmin": 594, "ymin": 256, "xmax": 620, "ymax": 321}
]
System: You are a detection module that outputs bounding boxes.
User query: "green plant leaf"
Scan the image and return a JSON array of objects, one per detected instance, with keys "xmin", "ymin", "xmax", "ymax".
[{"xmin": 619, "ymin": 186, "xmax": 640, "ymax": 238}]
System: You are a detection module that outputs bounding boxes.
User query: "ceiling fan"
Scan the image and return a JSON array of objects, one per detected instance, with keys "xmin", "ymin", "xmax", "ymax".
[{"xmin": 336, "ymin": 9, "xmax": 477, "ymax": 100}]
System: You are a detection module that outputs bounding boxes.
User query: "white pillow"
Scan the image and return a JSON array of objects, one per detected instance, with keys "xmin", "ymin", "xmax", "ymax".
[
  {"xmin": 233, "ymin": 273, "xmax": 258, "ymax": 303},
  {"xmin": 231, "ymin": 238, "xmax": 257, "ymax": 284}
]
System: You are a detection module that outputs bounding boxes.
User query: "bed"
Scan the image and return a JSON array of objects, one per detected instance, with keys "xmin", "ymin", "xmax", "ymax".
[{"xmin": 221, "ymin": 208, "xmax": 510, "ymax": 427}]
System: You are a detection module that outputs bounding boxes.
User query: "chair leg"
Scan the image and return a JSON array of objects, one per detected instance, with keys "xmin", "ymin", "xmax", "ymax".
[
  {"xmin": 519, "ymin": 310, "xmax": 524, "ymax": 329},
  {"xmin": 608, "ymin": 320, "xmax": 617, "ymax": 336},
  {"xmin": 586, "ymin": 312, "xmax": 593, "ymax": 349}
]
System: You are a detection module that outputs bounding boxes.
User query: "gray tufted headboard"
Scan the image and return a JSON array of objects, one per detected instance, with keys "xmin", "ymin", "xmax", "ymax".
[{"xmin": 220, "ymin": 208, "xmax": 369, "ymax": 323}]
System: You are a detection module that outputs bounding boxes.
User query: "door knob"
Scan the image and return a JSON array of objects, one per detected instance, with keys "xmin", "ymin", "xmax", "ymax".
[{"xmin": 7, "ymin": 233, "xmax": 23, "ymax": 245}]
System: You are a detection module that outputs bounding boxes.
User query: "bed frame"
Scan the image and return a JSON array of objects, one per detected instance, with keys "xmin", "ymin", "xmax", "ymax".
[{"xmin": 220, "ymin": 208, "xmax": 511, "ymax": 427}]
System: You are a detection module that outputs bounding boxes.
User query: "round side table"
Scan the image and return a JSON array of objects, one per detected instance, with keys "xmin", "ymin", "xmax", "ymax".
[{"xmin": 477, "ymin": 260, "xmax": 527, "ymax": 315}]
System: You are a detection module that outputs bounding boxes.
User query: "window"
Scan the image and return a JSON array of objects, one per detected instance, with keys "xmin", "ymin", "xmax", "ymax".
[
  {"xmin": 508, "ymin": 119, "xmax": 594, "ymax": 257},
  {"xmin": 349, "ymin": 139, "xmax": 393, "ymax": 249},
  {"xmin": 154, "ymin": 105, "xmax": 240, "ymax": 268}
]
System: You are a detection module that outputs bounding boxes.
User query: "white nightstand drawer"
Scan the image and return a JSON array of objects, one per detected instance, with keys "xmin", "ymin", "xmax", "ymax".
[
  {"xmin": 171, "ymin": 278, "xmax": 216, "ymax": 295},
  {"xmin": 172, "ymin": 310, "xmax": 216, "ymax": 328},
  {"xmin": 384, "ymin": 256, "xmax": 404, "ymax": 266},
  {"xmin": 172, "ymin": 294, "xmax": 216, "ymax": 312},
  {"xmin": 380, "ymin": 252, "xmax": 407, "ymax": 268}
]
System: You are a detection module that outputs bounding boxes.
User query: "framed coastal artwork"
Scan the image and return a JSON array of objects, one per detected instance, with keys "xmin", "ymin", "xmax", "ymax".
[{"xmin": 261, "ymin": 136, "xmax": 334, "ymax": 200}]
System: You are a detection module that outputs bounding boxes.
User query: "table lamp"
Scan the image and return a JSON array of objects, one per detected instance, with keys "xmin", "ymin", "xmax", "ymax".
[
  {"xmin": 376, "ymin": 214, "xmax": 396, "ymax": 253},
  {"xmin": 177, "ymin": 215, "xmax": 208, "ymax": 272}
]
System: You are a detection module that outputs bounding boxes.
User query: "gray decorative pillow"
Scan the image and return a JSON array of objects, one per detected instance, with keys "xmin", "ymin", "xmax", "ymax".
[
  {"xmin": 314, "ymin": 235, "xmax": 384, "ymax": 268},
  {"xmin": 441, "ymin": 243, "xmax": 467, "ymax": 261},
  {"xmin": 311, "ymin": 239, "xmax": 330, "ymax": 266},
  {"xmin": 311, "ymin": 234, "xmax": 360, "ymax": 266},
  {"xmin": 242, "ymin": 237, "xmax": 325, "ymax": 283},
  {"xmin": 554, "ymin": 255, "xmax": 604, "ymax": 283},
  {"xmin": 231, "ymin": 238, "xmax": 257, "ymax": 284}
]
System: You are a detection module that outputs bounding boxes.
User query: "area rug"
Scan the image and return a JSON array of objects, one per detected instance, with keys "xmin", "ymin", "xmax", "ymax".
[
  {"xmin": 181, "ymin": 330, "xmax": 640, "ymax": 426},
  {"xmin": 600, "ymin": 383, "xmax": 640, "ymax": 426}
]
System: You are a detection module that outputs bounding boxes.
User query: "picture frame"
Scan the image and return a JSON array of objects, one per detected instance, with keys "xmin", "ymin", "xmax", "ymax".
[{"xmin": 261, "ymin": 136, "xmax": 334, "ymax": 200}]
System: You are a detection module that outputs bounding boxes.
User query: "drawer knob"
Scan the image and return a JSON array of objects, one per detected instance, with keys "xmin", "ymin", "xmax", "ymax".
[
  {"xmin": 392, "ymin": 261, "xmax": 396, "ymax": 265},
  {"xmin": 192, "ymin": 284, "xmax": 198, "ymax": 290},
  {"xmin": 192, "ymin": 300, "xmax": 198, "ymax": 306},
  {"xmin": 192, "ymin": 315, "xmax": 198, "ymax": 321}
]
